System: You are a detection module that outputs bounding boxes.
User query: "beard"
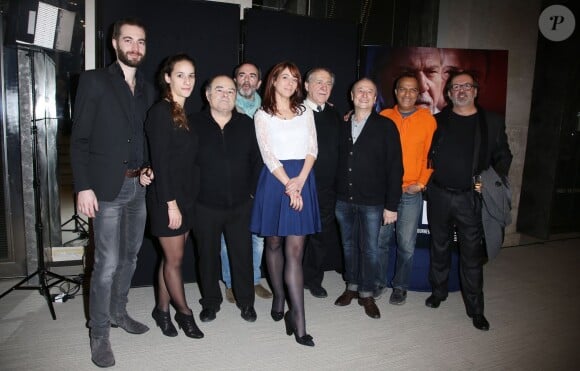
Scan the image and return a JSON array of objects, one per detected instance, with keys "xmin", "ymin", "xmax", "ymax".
[
  {"xmin": 238, "ymin": 85, "xmax": 256, "ymax": 99},
  {"xmin": 116, "ymin": 49, "xmax": 144, "ymax": 67},
  {"xmin": 451, "ymin": 93, "xmax": 474, "ymax": 107}
]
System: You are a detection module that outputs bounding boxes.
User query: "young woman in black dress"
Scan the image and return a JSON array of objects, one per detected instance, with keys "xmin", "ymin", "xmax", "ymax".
[{"xmin": 142, "ymin": 54, "xmax": 202, "ymax": 339}]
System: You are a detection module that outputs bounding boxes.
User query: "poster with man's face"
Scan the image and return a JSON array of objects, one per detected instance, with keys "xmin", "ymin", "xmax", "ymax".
[{"xmin": 362, "ymin": 46, "xmax": 509, "ymax": 115}]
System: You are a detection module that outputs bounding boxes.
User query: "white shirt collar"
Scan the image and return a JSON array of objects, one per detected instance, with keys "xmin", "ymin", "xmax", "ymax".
[{"xmin": 304, "ymin": 98, "xmax": 324, "ymax": 112}]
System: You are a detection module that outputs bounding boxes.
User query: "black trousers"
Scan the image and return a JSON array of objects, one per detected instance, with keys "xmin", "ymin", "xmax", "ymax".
[
  {"xmin": 303, "ymin": 188, "xmax": 342, "ymax": 287},
  {"xmin": 194, "ymin": 200, "xmax": 254, "ymax": 310},
  {"xmin": 426, "ymin": 184, "xmax": 485, "ymax": 315}
]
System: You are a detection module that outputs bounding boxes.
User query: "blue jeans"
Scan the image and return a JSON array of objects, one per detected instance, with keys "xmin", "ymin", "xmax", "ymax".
[
  {"xmin": 221, "ymin": 233, "xmax": 263, "ymax": 288},
  {"xmin": 377, "ymin": 192, "xmax": 423, "ymax": 290},
  {"xmin": 335, "ymin": 200, "xmax": 383, "ymax": 297},
  {"xmin": 89, "ymin": 177, "xmax": 146, "ymax": 334}
]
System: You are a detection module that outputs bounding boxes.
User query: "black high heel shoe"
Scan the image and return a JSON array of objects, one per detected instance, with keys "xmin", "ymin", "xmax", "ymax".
[
  {"xmin": 283, "ymin": 311, "xmax": 314, "ymax": 347},
  {"xmin": 152, "ymin": 308, "xmax": 178, "ymax": 337},
  {"xmin": 174, "ymin": 311, "xmax": 204, "ymax": 339},
  {"xmin": 270, "ymin": 310, "xmax": 284, "ymax": 322}
]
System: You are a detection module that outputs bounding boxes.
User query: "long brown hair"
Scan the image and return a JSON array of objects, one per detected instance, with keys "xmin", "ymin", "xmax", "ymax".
[
  {"xmin": 159, "ymin": 53, "xmax": 195, "ymax": 130},
  {"xmin": 261, "ymin": 61, "xmax": 305, "ymax": 116}
]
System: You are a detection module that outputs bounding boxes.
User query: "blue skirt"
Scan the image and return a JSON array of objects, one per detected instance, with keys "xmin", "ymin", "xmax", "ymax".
[{"xmin": 251, "ymin": 159, "xmax": 321, "ymax": 237}]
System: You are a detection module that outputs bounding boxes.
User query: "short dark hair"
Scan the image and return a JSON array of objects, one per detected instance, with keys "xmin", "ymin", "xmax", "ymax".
[
  {"xmin": 445, "ymin": 70, "xmax": 480, "ymax": 95},
  {"xmin": 205, "ymin": 75, "xmax": 235, "ymax": 93},
  {"xmin": 112, "ymin": 17, "xmax": 147, "ymax": 40},
  {"xmin": 393, "ymin": 72, "xmax": 418, "ymax": 90},
  {"xmin": 234, "ymin": 62, "xmax": 261, "ymax": 80}
]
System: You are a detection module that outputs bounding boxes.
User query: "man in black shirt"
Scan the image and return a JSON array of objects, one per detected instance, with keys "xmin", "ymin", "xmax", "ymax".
[
  {"xmin": 191, "ymin": 75, "xmax": 262, "ymax": 324},
  {"xmin": 425, "ymin": 71, "xmax": 512, "ymax": 331},
  {"xmin": 301, "ymin": 67, "xmax": 342, "ymax": 298}
]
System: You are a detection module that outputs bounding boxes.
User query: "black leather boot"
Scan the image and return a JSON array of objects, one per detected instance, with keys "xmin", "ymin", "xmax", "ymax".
[
  {"xmin": 152, "ymin": 308, "xmax": 178, "ymax": 337},
  {"xmin": 175, "ymin": 311, "xmax": 204, "ymax": 339}
]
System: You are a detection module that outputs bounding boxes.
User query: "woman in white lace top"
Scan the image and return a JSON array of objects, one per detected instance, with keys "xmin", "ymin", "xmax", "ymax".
[{"xmin": 250, "ymin": 61, "xmax": 321, "ymax": 347}]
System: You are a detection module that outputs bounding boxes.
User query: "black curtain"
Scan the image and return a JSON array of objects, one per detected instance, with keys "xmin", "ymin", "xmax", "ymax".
[
  {"xmin": 243, "ymin": 9, "xmax": 359, "ymax": 115},
  {"xmin": 99, "ymin": 0, "xmax": 240, "ymax": 113}
]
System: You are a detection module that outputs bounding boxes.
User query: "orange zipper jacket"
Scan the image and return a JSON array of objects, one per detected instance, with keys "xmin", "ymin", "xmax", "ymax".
[{"xmin": 379, "ymin": 106, "xmax": 436, "ymax": 189}]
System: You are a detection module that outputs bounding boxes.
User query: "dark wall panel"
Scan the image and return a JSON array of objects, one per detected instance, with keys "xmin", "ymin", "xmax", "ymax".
[
  {"xmin": 244, "ymin": 9, "xmax": 358, "ymax": 115},
  {"xmin": 99, "ymin": 0, "xmax": 240, "ymax": 113},
  {"xmin": 517, "ymin": 1, "xmax": 580, "ymax": 238}
]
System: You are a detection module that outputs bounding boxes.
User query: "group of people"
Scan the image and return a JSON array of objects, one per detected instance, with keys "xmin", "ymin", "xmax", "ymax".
[{"xmin": 71, "ymin": 18, "xmax": 512, "ymax": 368}]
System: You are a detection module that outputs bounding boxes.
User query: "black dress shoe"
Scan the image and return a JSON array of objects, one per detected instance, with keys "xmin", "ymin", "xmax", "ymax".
[
  {"xmin": 240, "ymin": 306, "xmax": 257, "ymax": 322},
  {"xmin": 470, "ymin": 314, "xmax": 490, "ymax": 331},
  {"xmin": 199, "ymin": 308, "xmax": 218, "ymax": 323},
  {"xmin": 425, "ymin": 294, "xmax": 447, "ymax": 308},
  {"xmin": 284, "ymin": 311, "xmax": 315, "ymax": 347},
  {"xmin": 306, "ymin": 284, "xmax": 328, "ymax": 298}
]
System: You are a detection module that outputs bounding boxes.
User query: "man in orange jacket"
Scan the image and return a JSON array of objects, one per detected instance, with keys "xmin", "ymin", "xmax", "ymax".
[{"xmin": 375, "ymin": 73, "xmax": 436, "ymax": 304}]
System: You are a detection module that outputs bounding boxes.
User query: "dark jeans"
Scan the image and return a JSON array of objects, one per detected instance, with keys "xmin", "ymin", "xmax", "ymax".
[
  {"xmin": 89, "ymin": 177, "xmax": 147, "ymax": 334},
  {"xmin": 335, "ymin": 200, "xmax": 383, "ymax": 297},
  {"xmin": 195, "ymin": 200, "xmax": 254, "ymax": 310},
  {"xmin": 427, "ymin": 184, "xmax": 485, "ymax": 315}
]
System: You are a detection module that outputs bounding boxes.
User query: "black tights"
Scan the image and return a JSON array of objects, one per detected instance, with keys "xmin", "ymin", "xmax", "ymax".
[
  {"xmin": 265, "ymin": 235, "xmax": 307, "ymax": 337},
  {"xmin": 156, "ymin": 232, "xmax": 191, "ymax": 315}
]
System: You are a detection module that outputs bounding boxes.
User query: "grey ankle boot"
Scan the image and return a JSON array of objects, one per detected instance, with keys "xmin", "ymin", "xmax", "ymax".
[
  {"xmin": 90, "ymin": 336, "xmax": 115, "ymax": 368},
  {"xmin": 111, "ymin": 313, "xmax": 150, "ymax": 334}
]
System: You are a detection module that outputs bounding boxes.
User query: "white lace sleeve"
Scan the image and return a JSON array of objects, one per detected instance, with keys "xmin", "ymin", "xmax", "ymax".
[
  {"xmin": 306, "ymin": 108, "xmax": 318, "ymax": 159},
  {"xmin": 254, "ymin": 110, "xmax": 283, "ymax": 172}
]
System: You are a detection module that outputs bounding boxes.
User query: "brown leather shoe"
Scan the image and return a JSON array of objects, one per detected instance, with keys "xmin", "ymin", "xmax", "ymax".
[
  {"xmin": 254, "ymin": 284, "xmax": 273, "ymax": 299},
  {"xmin": 358, "ymin": 297, "xmax": 380, "ymax": 319},
  {"xmin": 334, "ymin": 290, "xmax": 358, "ymax": 306}
]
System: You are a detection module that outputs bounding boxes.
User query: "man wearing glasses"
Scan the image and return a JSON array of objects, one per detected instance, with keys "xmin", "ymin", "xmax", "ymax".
[
  {"xmin": 425, "ymin": 71, "xmax": 512, "ymax": 331},
  {"xmin": 375, "ymin": 73, "xmax": 436, "ymax": 305},
  {"xmin": 191, "ymin": 75, "xmax": 262, "ymax": 324}
]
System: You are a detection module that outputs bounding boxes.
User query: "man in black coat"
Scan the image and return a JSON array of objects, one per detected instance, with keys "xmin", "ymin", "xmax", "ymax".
[
  {"xmin": 191, "ymin": 75, "xmax": 262, "ymax": 324},
  {"xmin": 425, "ymin": 71, "xmax": 512, "ymax": 331},
  {"xmin": 70, "ymin": 18, "xmax": 155, "ymax": 368},
  {"xmin": 301, "ymin": 67, "xmax": 342, "ymax": 298},
  {"xmin": 334, "ymin": 78, "xmax": 403, "ymax": 319}
]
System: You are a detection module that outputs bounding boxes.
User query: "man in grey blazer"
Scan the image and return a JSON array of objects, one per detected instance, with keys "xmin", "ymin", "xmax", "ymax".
[{"xmin": 70, "ymin": 18, "xmax": 155, "ymax": 368}]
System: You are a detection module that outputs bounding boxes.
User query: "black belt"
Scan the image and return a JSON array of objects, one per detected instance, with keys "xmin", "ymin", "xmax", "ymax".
[
  {"xmin": 125, "ymin": 168, "xmax": 141, "ymax": 178},
  {"xmin": 432, "ymin": 180, "xmax": 472, "ymax": 193}
]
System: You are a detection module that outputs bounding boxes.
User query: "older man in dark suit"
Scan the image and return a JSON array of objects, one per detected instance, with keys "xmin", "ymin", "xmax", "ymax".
[{"xmin": 70, "ymin": 18, "xmax": 155, "ymax": 368}]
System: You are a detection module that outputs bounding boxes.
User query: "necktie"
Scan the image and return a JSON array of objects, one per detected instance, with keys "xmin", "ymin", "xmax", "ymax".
[{"xmin": 317, "ymin": 105, "xmax": 322, "ymax": 112}]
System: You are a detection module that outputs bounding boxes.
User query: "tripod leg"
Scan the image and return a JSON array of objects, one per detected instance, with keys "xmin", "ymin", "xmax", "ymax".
[
  {"xmin": 0, "ymin": 271, "xmax": 40, "ymax": 299},
  {"xmin": 39, "ymin": 270, "xmax": 57, "ymax": 320}
]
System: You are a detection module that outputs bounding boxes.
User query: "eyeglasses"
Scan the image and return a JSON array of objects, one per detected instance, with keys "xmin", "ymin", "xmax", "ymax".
[
  {"xmin": 396, "ymin": 87, "xmax": 419, "ymax": 95},
  {"xmin": 450, "ymin": 83, "xmax": 477, "ymax": 92}
]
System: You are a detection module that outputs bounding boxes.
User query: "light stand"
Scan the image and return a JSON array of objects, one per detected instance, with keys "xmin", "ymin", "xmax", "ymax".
[
  {"xmin": 60, "ymin": 191, "xmax": 89, "ymax": 246},
  {"xmin": 0, "ymin": 49, "xmax": 79, "ymax": 320}
]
